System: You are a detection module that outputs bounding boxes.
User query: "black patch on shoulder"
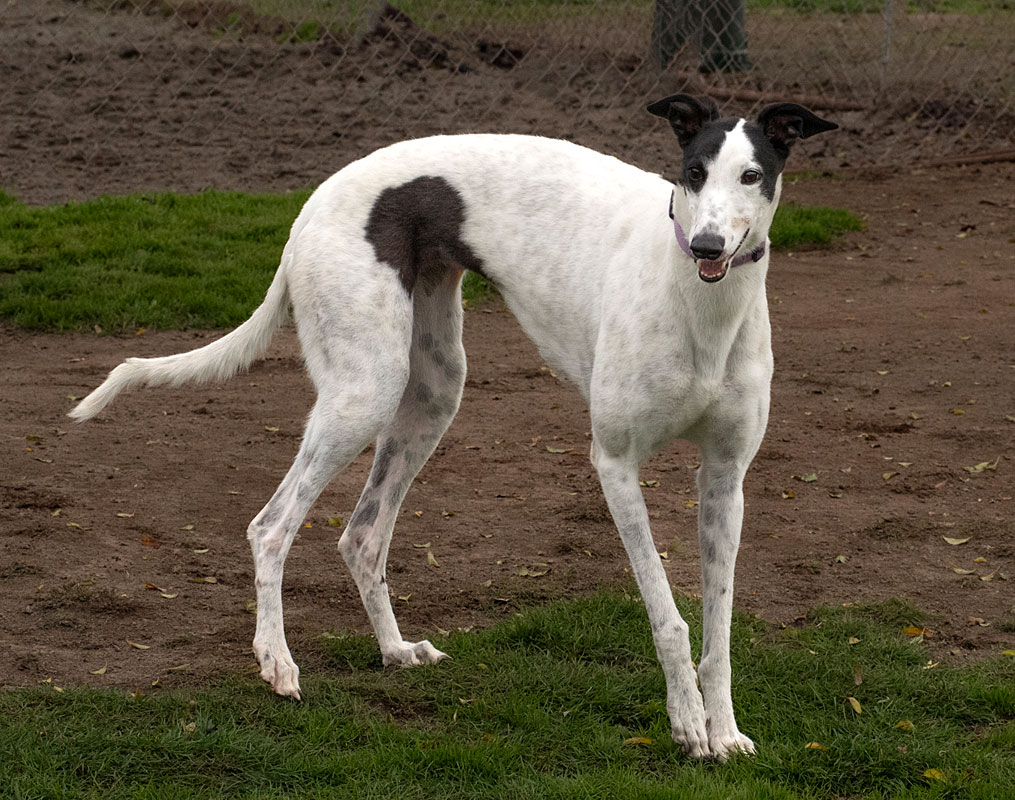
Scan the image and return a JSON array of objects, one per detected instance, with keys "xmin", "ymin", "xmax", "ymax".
[
  {"xmin": 740, "ymin": 120, "xmax": 786, "ymax": 201},
  {"xmin": 365, "ymin": 176, "xmax": 485, "ymax": 295}
]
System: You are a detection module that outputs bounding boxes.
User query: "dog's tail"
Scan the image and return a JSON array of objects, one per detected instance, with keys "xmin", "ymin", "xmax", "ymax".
[{"xmin": 69, "ymin": 256, "xmax": 290, "ymax": 423}]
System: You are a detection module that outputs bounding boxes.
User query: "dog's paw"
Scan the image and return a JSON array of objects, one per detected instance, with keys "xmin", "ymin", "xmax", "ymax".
[
  {"xmin": 253, "ymin": 640, "xmax": 302, "ymax": 700},
  {"xmin": 708, "ymin": 730, "xmax": 755, "ymax": 762},
  {"xmin": 382, "ymin": 639, "xmax": 450, "ymax": 667},
  {"xmin": 671, "ymin": 720, "xmax": 710, "ymax": 759},
  {"xmin": 668, "ymin": 690, "xmax": 710, "ymax": 759}
]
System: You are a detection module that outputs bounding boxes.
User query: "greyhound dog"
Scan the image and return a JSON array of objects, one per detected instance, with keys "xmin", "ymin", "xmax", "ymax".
[{"xmin": 71, "ymin": 95, "xmax": 836, "ymax": 760}]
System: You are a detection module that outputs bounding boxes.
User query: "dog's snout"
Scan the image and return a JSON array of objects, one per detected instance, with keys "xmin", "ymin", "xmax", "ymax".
[{"xmin": 690, "ymin": 233, "xmax": 725, "ymax": 262}]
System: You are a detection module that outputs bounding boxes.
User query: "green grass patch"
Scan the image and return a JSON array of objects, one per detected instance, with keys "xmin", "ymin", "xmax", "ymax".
[
  {"xmin": 0, "ymin": 189, "xmax": 862, "ymax": 333},
  {"xmin": 770, "ymin": 202, "xmax": 864, "ymax": 249},
  {"xmin": 1, "ymin": 593, "xmax": 1012, "ymax": 798},
  {"xmin": 0, "ymin": 190, "xmax": 310, "ymax": 332}
]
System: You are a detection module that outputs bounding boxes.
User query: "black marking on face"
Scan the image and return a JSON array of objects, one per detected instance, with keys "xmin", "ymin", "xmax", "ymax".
[
  {"xmin": 677, "ymin": 118, "xmax": 737, "ymax": 193},
  {"xmin": 676, "ymin": 117, "xmax": 787, "ymax": 202},
  {"xmin": 740, "ymin": 121, "xmax": 786, "ymax": 201},
  {"xmin": 365, "ymin": 176, "xmax": 486, "ymax": 295}
]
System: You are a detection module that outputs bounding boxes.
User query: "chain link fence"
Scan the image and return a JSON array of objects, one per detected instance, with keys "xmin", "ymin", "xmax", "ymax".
[{"xmin": 1, "ymin": 0, "xmax": 1012, "ymax": 203}]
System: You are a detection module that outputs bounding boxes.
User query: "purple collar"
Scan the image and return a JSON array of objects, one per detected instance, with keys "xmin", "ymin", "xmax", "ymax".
[{"xmin": 669, "ymin": 193, "xmax": 766, "ymax": 268}]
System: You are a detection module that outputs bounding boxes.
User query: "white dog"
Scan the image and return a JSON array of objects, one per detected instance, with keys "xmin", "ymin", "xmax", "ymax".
[{"xmin": 71, "ymin": 95, "xmax": 836, "ymax": 760}]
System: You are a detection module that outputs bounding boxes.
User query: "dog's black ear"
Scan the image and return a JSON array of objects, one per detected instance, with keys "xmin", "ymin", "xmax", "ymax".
[
  {"xmin": 647, "ymin": 94, "xmax": 720, "ymax": 149},
  {"xmin": 757, "ymin": 103, "xmax": 838, "ymax": 156}
]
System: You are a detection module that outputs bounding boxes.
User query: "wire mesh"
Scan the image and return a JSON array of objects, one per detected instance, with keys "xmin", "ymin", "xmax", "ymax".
[{"xmin": 1, "ymin": 0, "xmax": 1012, "ymax": 203}]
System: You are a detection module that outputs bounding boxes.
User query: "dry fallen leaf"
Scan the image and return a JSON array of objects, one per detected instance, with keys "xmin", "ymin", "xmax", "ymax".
[
  {"xmin": 804, "ymin": 742, "xmax": 828, "ymax": 750},
  {"xmin": 923, "ymin": 768, "xmax": 946, "ymax": 783},
  {"xmin": 90, "ymin": 666, "xmax": 107, "ymax": 675},
  {"xmin": 943, "ymin": 536, "xmax": 970, "ymax": 545},
  {"xmin": 902, "ymin": 625, "xmax": 934, "ymax": 638},
  {"xmin": 127, "ymin": 641, "xmax": 150, "ymax": 650},
  {"xmin": 848, "ymin": 637, "xmax": 861, "ymax": 645},
  {"xmin": 952, "ymin": 567, "xmax": 975, "ymax": 575},
  {"xmin": 545, "ymin": 446, "xmax": 568, "ymax": 454},
  {"xmin": 426, "ymin": 550, "xmax": 440, "ymax": 567},
  {"xmin": 847, "ymin": 696, "xmax": 862, "ymax": 715},
  {"xmin": 327, "ymin": 516, "xmax": 343, "ymax": 527},
  {"xmin": 116, "ymin": 512, "xmax": 134, "ymax": 518},
  {"xmin": 623, "ymin": 737, "xmax": 653, "ymax": 746},
  {"xmin": 190, "ymin": 576, "xmax": 217, "ymax": 584},
  {"xmin": 895, "ymin": 719, "xmax": 915, "ymax": 732},
  {"xmin": 516, "ymin": 563, "xmax": 550, "ymax": 577},
  {"xmin": 964, "ymin": 456, "xmax": 1000, "ymax": 474}
]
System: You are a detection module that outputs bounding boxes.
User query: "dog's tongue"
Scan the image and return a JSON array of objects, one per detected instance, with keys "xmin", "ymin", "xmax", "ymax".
[{"xmin": 697, "ymin": 259, "xmax": 728, "ymax": 282}]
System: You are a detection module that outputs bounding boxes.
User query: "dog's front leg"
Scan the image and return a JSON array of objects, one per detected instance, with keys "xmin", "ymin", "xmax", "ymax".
[
  {"xmin": 592, "ymin": 443, "xmax": 710, "ymax": 758},
  {"xmin": 695, "ymin": 448, "xmax": 755, "ymax": 760}
]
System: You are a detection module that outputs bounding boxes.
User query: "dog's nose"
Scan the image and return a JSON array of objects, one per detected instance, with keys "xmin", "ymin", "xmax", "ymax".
[{"xmin": 690, "ymin": 233, "xmax": 725, "ymax": 262}]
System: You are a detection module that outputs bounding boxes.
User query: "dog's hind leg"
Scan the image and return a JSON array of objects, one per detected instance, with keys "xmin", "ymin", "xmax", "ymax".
[
  {"xmin": 247, "ymin": 296, "xmax": 413, "ymax": 698},
  {"xmin": 338, "ymin": 271, "xmax": 467, "ymax": 668}
]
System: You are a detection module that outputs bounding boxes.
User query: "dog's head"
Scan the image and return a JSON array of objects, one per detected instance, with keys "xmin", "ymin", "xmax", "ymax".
[{"xmin": 648, "ymin": 94, "xmax": 837, "ymax": 282}]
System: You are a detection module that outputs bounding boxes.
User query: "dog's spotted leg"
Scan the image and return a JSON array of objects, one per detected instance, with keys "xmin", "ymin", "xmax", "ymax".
[
  {"xmin": 247, "ymin": 328, "xmax": 412, "ymax": 698},
  {"xmin": 696, "ymin": 442, "xmax": 757, "ymax": 761},
  {"xmin": 592, "ymin": 443, "xmax": 710, "ymax": 759},
  {"xmin": 339, "ymin": 274, "xmax": 467, "ymax": 668}
]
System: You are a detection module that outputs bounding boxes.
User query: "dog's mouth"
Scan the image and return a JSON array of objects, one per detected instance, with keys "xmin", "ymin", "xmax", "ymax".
[
  {"xmin": 695, "ymin": 228, "xmax": 750, "ymax": 283},
  {"xmin": 697, "ymin": 259, "xmax": 729, "ymax": 282}
]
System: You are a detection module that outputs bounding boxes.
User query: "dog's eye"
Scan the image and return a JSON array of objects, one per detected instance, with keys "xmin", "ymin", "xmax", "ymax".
[
  {"xmin": 741, "ymin": 169, "xmax": 761, "ymax": 186},
  {"xmin": 686, "ymin": 166, "xmax": 706, "ymax": 185}
]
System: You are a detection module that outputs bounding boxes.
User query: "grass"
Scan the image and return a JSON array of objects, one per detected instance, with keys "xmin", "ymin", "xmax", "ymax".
[
  {"xmin": 1, "ymin": 592, "xmax": 1012, "ymax": 798},
  {"xmin": 0, "ymin": 189, "xmax": 862, "ymax": 333}
]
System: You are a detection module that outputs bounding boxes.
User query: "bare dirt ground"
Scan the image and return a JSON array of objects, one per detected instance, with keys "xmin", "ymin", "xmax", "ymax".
[{"xmin": 1, "ymin": 1, "xmax": 1014, "ymax": 692}]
